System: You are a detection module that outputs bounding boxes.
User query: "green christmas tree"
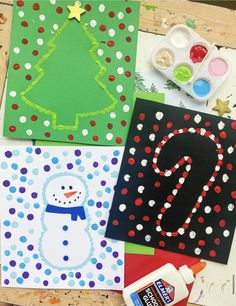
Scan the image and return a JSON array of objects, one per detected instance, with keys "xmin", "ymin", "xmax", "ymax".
[{"xmin": 21, "ymin": 11, "xmax": 116, "ymax": 130}]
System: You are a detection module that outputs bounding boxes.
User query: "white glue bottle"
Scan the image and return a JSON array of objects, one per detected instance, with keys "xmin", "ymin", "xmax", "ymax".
[{"xmin": 123, "ymin": 262, "xmax": 206, "ymax": 306}]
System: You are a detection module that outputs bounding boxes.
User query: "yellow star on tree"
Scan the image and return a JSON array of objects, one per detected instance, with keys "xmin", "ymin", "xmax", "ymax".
[
  {"xmin": 212, "ymin": 98, "xmax": 231, "ymax": 117},
  {"xmin": 67, "ymin": 1, "xmax": 86, "ymax": 22}
]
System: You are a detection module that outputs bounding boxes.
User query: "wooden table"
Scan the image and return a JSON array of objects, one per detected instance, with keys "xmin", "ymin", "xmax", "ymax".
[{"xmin": 0, "ymin": 0, "xmax": 236, "ymax": 305}]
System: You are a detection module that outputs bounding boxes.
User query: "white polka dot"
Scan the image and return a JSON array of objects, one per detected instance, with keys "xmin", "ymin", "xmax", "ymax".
[
  {"xmin": 19, "ymin": 116, "xmax": 27, "ymax": 123},
  {"xmin": 124, "ymin": 174, "xmax": 130, "ymax": 182},
  {"xmin": 117, "ymin": 67, "xmax": 124, "ymax": 74},
  {"xmin": 137, "ymin": 123, "xmax": 143, "ymax": 130},
  {"xmin": 18, "ymin": 11, "xmax": 24, "ymax": 17},
  {"xmin": 50, "ymin": 0, "xmax": 56, "ymax": 4},
  {"xmin": 128, "ymin": 25, "xmax": 135, "ymax": 32},
  {"xmin": 149, "ymin": 133, "xmax": 155, "ymax": 141},
  {"xmin": 227, "ymin": 146, "xmax": 234, "ymax": 154},
  {"xmin": 26, "ymin": 129, "xmax": 32, "ymax": 136},
  {"xmin": 97, "ymin": 49, "xmax": 104, "ymax": 56},
  {"xmin": 9, "ymin": 91, "xmax": 16, "ymax": 97},
  {"xmin": 44, "ymin": 120, "xmax": 50, "ymax": 127},
  {"xmin": 206, "ymin": 226, "xmax": 213, "ymax": 234},
  {"xmin": 99, "ymin": 4, "xmax": 105, "ymax": 12},
  {"xmin": 155, "ymin": 112, "xmax": 164, "ymax": 120},
  {"xmin": 116, "ymin": 51, "xmax": 123, "ymax": 59},
  {"xmin": 37, "ymin": 38, "xmax": 44, "ymax": 46},
  {"xmin": 129, "ymin": 148, "xmax": 136, "ymax": 155},
  {"xmin": 24, "ymin": 63, "xmax": 31, "ymax": 70},
  {"xmin": 106, "ymin": 133, "xmax": 113, "ymax": 141},
  {"xmin": 228, "ymin": 203, "xmax": 234, "ymax": 211},
  {"xmin": 156, "ymin": 226, "xmax": 161, "ymax": 232},
  {"xmin": 39, "ymin": 14, "xmax": 46, "ymax": 21},
  {"xmin": 145, "ymin": 235, "xmax": 151, "ymax": 242},
  {"xmin": 110, "ymin": 112, "xmax": 116, "ymax": 119},
  {"xmin": 148, "ymin": 200, "xmax": 155, "ymax": 207},
  {"xmin": 141, "ymin": 159, "xmax": 147, "ymax": 167},
  {"xmin": 108, "ymin": 29, "xmax": 115, "ymax": 37},
  {"xmin": 116, "ymin": 85, "xmax": 123, "ymax": 93},
  {"xmin": 204, "ymin": 206, "xmax": 212, "ymax": 214},
  {"xmin": 178, "ymin": 228, "xmax": 185, "ymax": 235},
  {"xmin": 90, "ymin": 20, "xmax": 97, "ymax": 27},
  {"xmin": 189, "ymin": 231, "xmax": 196, "ymax": 239},
  {"xmin": 117, "ymin": 12, "xmax": 124, "ymax": 20},
  {"xmin": 223, "ymin": 230, "xmax": 230, "ymax": 237},
  {"xmin": 119, "ymin": 204, "xmax": 126, "ymax": 212},
  {"xmin": 82, "ymin": 129, "xmax": 88, "ymax": 136},
  {"xmin": 195, "ymin": 248, "xmax": 201, "ymax": 255},
  {"xmin": 138, "ymin": 186, "xmax": 144, "ymax": 193},
  {"xmin": 13, "ymin": 47, "xmax": 20, "ymax": 54},
  {"xmin": 136, "ymin": 224, "xmax": 143, "ymax": 231},
  {"xmin": 123, "ymin": 105, "xmax": 130, "ymax": 112},
  {"xmin": 53, "ymin": 24, "xmax": 59, "ymax": 30}
]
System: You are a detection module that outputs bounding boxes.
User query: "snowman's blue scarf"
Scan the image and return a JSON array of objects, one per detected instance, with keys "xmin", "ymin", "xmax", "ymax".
[{"xmin": 45, "ymin": 204, "xmax": 86, "ymax": 221}]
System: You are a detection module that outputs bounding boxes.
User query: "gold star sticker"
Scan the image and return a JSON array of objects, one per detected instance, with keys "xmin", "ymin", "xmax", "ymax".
[
  {"xmin": 67, "ymin": 1, "xmax": 86, "ymax": 22},
  {"xmin": 212, "ymin": 98, "xmax": 231, "ymax": 117}
]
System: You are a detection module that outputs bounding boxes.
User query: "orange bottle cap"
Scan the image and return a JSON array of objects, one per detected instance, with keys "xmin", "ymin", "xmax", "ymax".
[{"xmin": 190, "ymin": 262, "xmax": 206, "ymax": 276}]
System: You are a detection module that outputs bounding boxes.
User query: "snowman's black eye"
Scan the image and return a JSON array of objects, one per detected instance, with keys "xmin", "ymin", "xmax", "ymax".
[
  {"xmin": 61, "ymin": 186, "xmax": 65, "ymax": 190},
  {"xmin": 69, "ymin": 186, "xmax": 73, "ymax": 190}
]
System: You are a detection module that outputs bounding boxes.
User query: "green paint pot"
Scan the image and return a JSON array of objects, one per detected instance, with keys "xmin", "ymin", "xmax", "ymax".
[{"xmin": 174, "ymin": 64, "xmax": 193, "ymax": 83}]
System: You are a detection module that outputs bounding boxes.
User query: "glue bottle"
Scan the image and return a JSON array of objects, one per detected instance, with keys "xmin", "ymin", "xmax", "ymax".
[{"xmin": 123, "ymin": 262, "xmax": 206, "ymax": 306}]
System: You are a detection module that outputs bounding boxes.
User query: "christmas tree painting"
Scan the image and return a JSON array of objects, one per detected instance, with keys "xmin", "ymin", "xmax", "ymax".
[{"xmin": 20, "ymin": 4, "xmax": 117, "ymax": 131}]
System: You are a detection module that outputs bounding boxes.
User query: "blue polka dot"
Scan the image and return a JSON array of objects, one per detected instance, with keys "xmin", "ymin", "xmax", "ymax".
[
  {"xmin": 17, "ymin": 197, "xmax": 24, "ymax": 203},
  {"xmin": 7, "ymin": 195, "xmax": 13, "ymax": 201},
  {"xmin": 45, "ymin": 269, "xmax": 52, "ymax": 275},
  {"xmin": 99, "ymin": 253, "xmax": 106, "ymax": 260},
  {"xmin": 63, "ymin": 225, "xmax": 68, "ymax": 231},
  {"xmin": 28, "ymin": 179, "xmax": 34, "ymax": 185},
  {"xmin": 79, "ymin": 280, "xmax": 85, "ymax": 286},
  {"xmin": 93, "ymin": 170, "xmax": 99, "ymax": 176},
  {"xmin": 34, "ymin": 277, "xmax": 40, "ymax": 283},
  {"xmin": 87, "ymin": 272, "xmax": 93, "ymax": 279},
  {"xmin": 98, "ymin": 229, "xmax": 105, "ymax": 236},
  {"xmin": 91, "ymin": 224, "xmax": 98, "ymax": 230},
  {"xmin": 96, "ymin": 211, "xmax": 102, "ymax": 218},
  {"xmin": 1, "ymin": 162, "xmax": 8, "ymax": 169},
  {"xmin": 101, "ymin": 155, "xmax": 107, "ymax": 161},
  {"xmin": 3, "ymin": 266, "xmax": 8, "ymax": 272},
  {"xmin": 52, "ymin": 157, "xmax": 59, "ymax": 164},
  {"xmin": 44, "ymin": 165, "xmax": 50, "ymax": 172},
  {"xmin": 87, "ymin": 173, "xmax": 93, "ymax": 180},
  {"xmin": 68, "ymin": 280, "xmax": 75, "ymax": 287},
  {"xmin": 17, "ymin": 251, "xmax": 23, "ymax": 257},
  {"xmin": 88, "ymin": 199, "xmax": 94, "ymax": 207},
  {"xmin": 98, "ymin": 274, "xmax": 105, "ymax": 281},
  {"xmin": 26, "ymin": 147, "xmax": 33, "ymax": 154},
  {"xmin": 16, "ymin": 277, "xmax": 24, "ymax": 284},
  {"xmin": 111, "ymin": 171, "xmax": 118, "ymax": 178},
  {"xmin": 11, "ymin": 244, "xmax": 17, "ymax": 250},
  {"xmin": 19, "ymin": 263, "xmax": 26, "ymax": 269},
  {"xmin": 43, "ymin": 152, "xmax": 50, "ymax": 159},
  {"xmin": 103, "ymin": 201, "xmax": 109, "ymax": 209},
  {"xmin": 33, "ymin": 254, "xmax": 39, "ymax": 259},
  {"xmin": 34, "ymin": 203, "xmax": 40, "ymax": 209},
  {"xmin": 11, "ymin": 163, "xmax": 18, "ymax": 170},
  {"xmin": 63, "ymin": 240, "xmax": 68, "ymax": 246},
  {"xmin": 117, "ymin": 259, "xmax": 123, "ymax": 266},
  {"xmin": 103, "ymin": 165, "xmax": 110, "ymax": 172},
  {"xmin": 78, "ymin": 166, "xmax": 85, "ymax": 172},
  {"xmin": 9, "ymin": 186, "xmax": 16, "ymax": 193},
  {"xmin": 24, "ymin": 203, "xmax": 30, "ymax": 209},
  {"xmin": 106, "ymin": 246, "xmax": 112, "ymax": 253},
  {"xmin": 63, "ymin": 255, "xmax": 69, "ymax": 261},
  {"xmin": 26, "ymin": 156, "xmax": 33, "ymax": 163},
  {"xmin": 105, "ymin": 187, "xmax": 111, "ymax": 193},
  {"xmin": 75, "ymin": 159, "xmax": 81, "ymax": 165},
  {"xmin": 18, "ymin": 212, "xmax": 24, "ymax": 218},
  {"xmin": 20, "ymin": 176, "xmax": 27, "ymax": 182},
  {"xmin": 91, "ymin": 258, "xmax": 97, "ymax": 264},
  {"xmin": 4, "ymin": 250, "xmax": 10, "ymax": 256},
  {"xmin": 3, "ymin": 220, "xmax": 10, "ymax": 227},
  {"xmin": 68, "ymin": 272, "xmax": 74, "ymax": 277},
  {"xmin": 85, "ymin": 152, "xmax": 92, "ymax": 158},
  {"xmin": 12, "ymin": 174, "xmax": 18, "ymax": 180},
  {"xmin": 32, "ymin": 168, "xmax": 39, "ymax": 175},
  {"xmin": 13, "ymin": 150, "xmax": 20, "ymax": 157},
  {"xmin": 24, "ymin": 257, "xmax": 30, "ymax": 263},
  {"xmin": 113, "ymin": 150, "xmax": 120, "ymax": 156},
  {"xmin": 12, "ymin": 221, "xmax": 19, "ymax": 228},
  {"xmin": 111, "ymin": 264, "xmax": 117, "ymax": 271},
  {"xmin": 53, "ymin": 277, "xmax": 60, "ymax": 284},
  {"xmin": 10, "ymin": 272, "xmax": 17, "ymax": 279},
  {"xmin": 20, "ymin": 236, "xmax": 27, "ymax": 243},
  {"xmin": 106, "ymin": 279, "xmax": 113, "ymax": 286}
]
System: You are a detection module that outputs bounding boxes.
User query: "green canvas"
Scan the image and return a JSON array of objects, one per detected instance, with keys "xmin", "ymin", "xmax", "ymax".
[{"xmin": 4, "ymin": 0, "xmax": 140, "ymax": 145}]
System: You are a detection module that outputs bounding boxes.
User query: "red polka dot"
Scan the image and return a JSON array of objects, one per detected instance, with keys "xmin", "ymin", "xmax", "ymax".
[
  {"xmin": 107, "ymin": 41, "xmax": 115, "ymax": 47},
  {"xmin": 135, "ymin": 198, "xmax": 143, "ymax": 206},
  {"xmin": 119, "ymin": 23, "xmax": 125, "ymax": 30},
  {"xmin": 219, "ymin": 219, "xmax": 226, "ymax": 227},
  {"xmin": 33, "ymin": 3, "xmax": 40, "ymax": 10},
  {"xmin": 121, "ymin": 188, "xmax": 128, "ymax": 195},
  {"xmin": 109, "ymin": 11, "xmax": 115, "ymax": 18},
  {"xmin": 93, "ymin": 135, "xmax": 99, "ymax": 142},
  {"xmin": 31, "ymin": 115, "xmax": 38, "ymax": 121},
  {"xmin": 125, "ymin": 55, "xmax": 131, "ymax": 62},
  {"xmin": 68, "ymin": 134, "xmax": 74, "ymax": 140},
  {"xmin": 32, "ymin": 50, "xmax": 39, "ymax": 56},
  {"xmin": 198, "ymin": 240, "xmax": 206, "ymax": 246},
  {"xmin": 205, "ymin": 121, "xmax": 211, "ymax": 127},
  {"xmin": 129, "ymin": 215, "xmax": 136, "ymax": 221},
  {"xmin": 12, "ymin": 104, "xmax": 19, "ymax": 110},
  {"xmin": 139, "ymin": 113, "xmax": 145, "ymax": 121},
  {"xmin": 144, "ymin": 146, "xmax": 152, "ymax": 154},
  {"xmin": 126, "ymin": 36, "xmax": 132, "ymax": 43},
  {"xmin": 121, "ymin": 120, "xmax": 127, "ymax": 126},
  {"xmin": 56, "ymin": 7, "xmax": 63, "ymax": 14},
  {"xmin": 99, "ymin": 24, "xmax": 106, "ymax": 31},
  {"xmin": 128, "ymin": 158, "xmax": 135, "ymax": 165},
  {"xmin": 107, "ymin": 123, "xmax": 113, "ymax": 130},
  {"xmin": 108, "ymin": 75, "xmax": 115, "ymax": 81},
  {"xmin": 178, "ymin": 242, "xmax": 185, "ymax": 250},
  {"xmin": 213, "ymin": 204, "xmax": 221, "ymax": 213},
  {"xmin": 214, "ymin": 186, "xmax": 222, "ymax": 194},
  {"xmin": 128, "ymin": 230, "xmax": 135, "ymax": 237},
  {"xmin": 231, "ymin": 191, "xmax": 236, "ymax": 199},
  {"xmin": 184, "ymin": 114, "xmax": 190, "ymax": 121},
  {"xmin": 198, "ymin": 216, "xmax": 204, "ymax": 224},
  {"xmin": 17, "ymin": 0, "xmax": 24, "ymax": 6},
  {"xmin": 116, "ymin": 137, "xmax": 122, "ymax": 144},
  {"xmin": 13, "ymin": 64, "xmax": 20, "ymax": 70},
  {"xmin": 214, "ymin": 238, "xmax": 221, "ymax": 245},
  {"xmin": 9, "ymin": 125, "xmax": 16, "ymax": 132},
  {"xmin": 90, "ymin": 120, "xmax": 96, "ymax": 127},
  {"xmin": 85, "ymin": 4, "xmax": 91, "ymax": 11},
  {"xmin": 134, "ymin": 136, "xmax": 140, "ymax": 143},
  {"xmin": 44, "ymin": 132, "xmax": 51, "ymax": 138},
  {"xmin": 209, "ymin": 250, "xmax": 216, "ymax": 257},
  {"xmin": 38, "ymin": 27, "xmax": 44, "ymax": 33},
  {"xmin": 167, "ymin": 195, "xmax": 174, "ymax": 203},
  {"xmin": 22, "ymin": 38, "xmax": 28, "ymax": 44},
  {"xmin": 120, "ymin": 95, "xmax": 126, "ymax": 102},
  {"xmin": 106, "ymin": 57, "xmax": 111, "ymax": 63},
  {"xmin": 143, "ymin": 216, "xmax": 150, "ymax": 222},
  {"xmin": 219, "ymin": 131, "xmax": 227, "ymax": 139},
  {"xmin": 231, "ymin": 121, "xmax": 236, "ymax": 130},
  {"xmin": 154, "ymin": 181, "xmax": 161, "ymax": 188},
  {"xmin": 159, "ymin": 241, "xmax": 165, "ymax": 247},
  {"xmin": 153, "ymin": 124, "xmax": 159, "ymax": 132},
  {"xmin": 166, "ymin": 122, "xmax": 173, "ymax": 128},
  {"xmin": 21, "ymin": 21, "xmax": 28, "ymax": 27},
  {"xmin": 227, "ymin": 163, "xmax": 233, "ymax": 171},
  {"xmin": 138, "ymin": 172, "xmax": 144, "ymax": 178},
  {"xmin": 125, "ymin": 71, "xmax": 131, "ymax": 77},
  {"xmin": 25, "ymin": 74, "xmax": 32, "ymax": 80},
  {"xmin": 112, "ymin": 219, "xmax": 119, "ymax": 226}
]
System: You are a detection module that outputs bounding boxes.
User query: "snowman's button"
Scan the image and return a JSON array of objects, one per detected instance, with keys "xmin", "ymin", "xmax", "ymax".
[
  {"xmin": 63, "ymin": 240, "xmax": 68, "ymax": 246},
  {"xmin": 63, "ymin": 255, "xmax": 69, "ymax": 261},
  {"xmin": 63, "ymin": 225, "xmax": 68, "ymax": 231}
]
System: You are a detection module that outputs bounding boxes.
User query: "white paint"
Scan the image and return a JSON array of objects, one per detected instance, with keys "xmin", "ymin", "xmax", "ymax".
[
  {"xmin": 136, "ymin": 224, "xmax": 143, "ymax": 231},
  {"xmin": 204, "ymin": 206, "xmax": 212, "ymax": 214},
  {"xmin": 19, "ymin": 116, "xmax": 27, "ymax": 123},
  {"xmin": 194, "ymin": 114, "xmax": 202, "ymax": 124},
  {"xmin": 205, "ymin": 226, "xmax": 213, "ymax": 234},
  {"xmin": 109, "ymin": 29, "xmax": 115, "ymax": 37},
  {"xmin": 37, "ymin": 39, "xmax": 44, "ymax": 46},
  {"xmin": 13, "ymin": 47, "xmax": 20, "ymax": 54},
  {"xmin": 106, "ymin": 133, "xmax": 113, "ymax": 141},
  {"xmin": 227, "ymin": 146, "xmax": 234, "ymax": 154},
  {"xmin": 110, "ymin": 112, "xmax": 116, "ymax": 119},
  {"xmin": 123, "ymin": 105, "xmax": 130, "ymax": 112},
  {"xmin": 39, "ymin": 14, "xmax": 46, "ymax": 21},
  {"xmin": 128, "ymin": 25, "xmax": 135, "ymax": 32},
  {"xmin": 228, "ymin": 203, "xmax": 234, "ymax": 211},
  {"xmin": 189, "ymin": 231, "xmax": 196, "ymax": 239},
  {"xmin": 145, "ymin": 235, "xmax": 151, "ymax": 242},
  {"xmin": 117, "ymin": 67, "xmax": 124, "ymax": 74},
  {"xmin": 124, "ymin": 174, "xmax": 130, "ymax": 182},
  {"xmin": 129, "ymin": 148, "xmax": 136, "ymax": 155},
  {"xmin": 26, "ymin": 129, "xmax": 33, "ymax": 136},
  {"xmin": 116, "ymin": 85, "xmax": 123, "ymax": 93},
  {"xmin": 138, "ymin": 186, "xmax": 145, "ymax": 193},
  {"xmin": 149, "ymin": 133, "xmax": 155, "ymax": 141},
  {"xmin": 141, "ymin": 159, "xmax": 147, "ymax": 167},
  {"xmin": 218, "ymin": 121, "xmax": 225, "ymax": 130},
  {"xmin": 116, "ymin": 51, "xmax": 123, "ymax": 59},
  {"xmin": 82, "ymin": 129, "xmax": 88, "ymax": 136},
  {"xmin": 18, "ymin": 11, "xmax": 24, "ymax": 17},
  {"xmin": 155, "ymin": 112, "xmax": 163, "ymax": 120},
  {"xmin": 137, "ymin": 123, "xmax": 143, "ymax": 131},
  {"xmin": 148, "ymin": 200, "xmax": 155, "ymax": 207},
  {"xmin": 222, "ymin": 173, "xmax": 229, "ymax": 182},
  {"xmin": 119, "ymin": 204, "xmax": 126, "ymax": 212},
  {"xmin": 99, "ymin": 4, "xmax": 105, "ymax": 12},
  {"xmin": 9, "ymin": 91, "xmax": 16, "ymax": 97},
  {"xmin": 53, "ymin": 24, "xmax": 59, "ymax": 31},
  {"xmin": 25, "ymin": 63, "xmax": 32, "ymax": 70},
  {"xmin": 97, "ymin": 49, "xmax": 104, "ymax": 56},
  {"xmin": 90, "ymin": 20, "xmax": 97, "ymax": 28},
  {"xmin": 117, "ymin": 12, "xmax": 124, "ymax": 20}
]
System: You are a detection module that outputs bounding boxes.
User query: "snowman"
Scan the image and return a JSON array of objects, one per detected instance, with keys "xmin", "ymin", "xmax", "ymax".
[{"xmin": 39, "ymin": 173, "xmax": 93, "ymax": 270}]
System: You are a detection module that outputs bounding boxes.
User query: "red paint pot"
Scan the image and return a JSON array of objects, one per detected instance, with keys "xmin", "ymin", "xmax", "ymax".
[{"xmin": 190, "ymin": 45, "xmax": 208, "ymax": 63}]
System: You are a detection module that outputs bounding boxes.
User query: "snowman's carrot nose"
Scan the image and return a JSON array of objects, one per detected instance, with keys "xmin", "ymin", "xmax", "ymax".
[{"xmin": 64, "ymin": 191, "xmax": 77, "ymax": 198}]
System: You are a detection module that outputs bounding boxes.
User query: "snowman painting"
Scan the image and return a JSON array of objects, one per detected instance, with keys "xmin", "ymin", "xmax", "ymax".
[{"xmin": 39, "ymin": 173, "xmax": 94, "ymax": 270}]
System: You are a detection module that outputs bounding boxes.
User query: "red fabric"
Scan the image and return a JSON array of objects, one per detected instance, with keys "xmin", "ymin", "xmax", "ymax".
[{"xmin": 124, "ymin": 249, "xmax": 200, "ymax": 306}]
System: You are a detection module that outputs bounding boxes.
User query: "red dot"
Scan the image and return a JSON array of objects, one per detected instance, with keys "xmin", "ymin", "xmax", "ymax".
[
  {"xmin": 106, "ymin": 57, "xmax": 111, "ymax": 63},
  {"xmin": 125, "ymin": 71, "xmax": 131, "ymax": 78},
  {"xmin": 56, "ymin": 7, "xmax": 63, "ymax": 14},
  {"xmin": 121, "ymin": 120, "xmax": 127, "ymax": 126},
  {"xmin": 167, "ymin": 195, "xmax": 174, "ymax": 203},
  {"xmin": 139, "ymin": 113, "xmax": 145, "ymax": 121},
  {"xmin": 45, "ymin": 132, "xmax": 51, "ymax": 137},
  {"xmin": 214, "ymin": 186, "xmax": 222, "ymax": 194},
  {"xmin": 219, "ymin": 131, "xmax": 227, "ymax": 139},
  {"xmin": 128, "ymin": 230, "xmax": 135, "ymax": 237},
  {"xmin": 17, "ymin": 0, "xmax": 24, "ymax": 6},
  {"xmin": 109, "ymin": 11, "xmax": 115, "ymax": 18},
  {"xmin": 116, "ymin": 137, "xmax": 122, "ymax": 144},
  {"xmin": 135, "ymin": 198, "xmax": 143, "ymax": 206},
  {"xmin": 21, "ymin": 21, "xmax": 28, "ymax": 27},
  {"xmin": 99, "ymin": 24, "xmax": 106, "ymax": 31},
  {"xmin": 198, "ymin": 216, "xmax": 204, "ymax": 223},
  {"xmin": 38, "ymin": 27, "xmax": 44, "ymax": 33},
  {"xmin": 128, "ymin": 158, "xmax": 135, "ymax": 165},
  {"xmin": 107, "ymin": 123, "xmax": 113, "ymax": 130},
  {"xmin": 126, "ymin": 7, "xmax": 132, "ymax": 13},
  {"xmin": 33, "ymin": 3, "xmax": 40, "ymax": 10},
  {"xmin": 93, "ymin": 135, "xmax": 99, "ymax": 142},
  {"xmin": 134, "ymin": 136, "xmax": 140, "ymax": 143},
  {"xmin": 12, "ymin": 104, "xmax": 19, "ymax": 110},
  {"xmin": 154, "ymin": 181, "xmax": 161, "ymax": 188},
  {"xmin": 159, "ymin": 241, "xmax": 165, "ymax": 247},
  {"xmin": 198, "ymin": 240, "xmax": 206, "ymax": 246},
  {"xmin": 90, "ymin": 120, "xmax": 96, "ymax": 127},
  {"xmin": 68, "ymin": 134, "xmax": 74, "ymax": 140},
  {"xmin": 32, "ymin": 50, "xmax": 39, "ymax": 56},
  {"xmin": 9, "ymin": 125, "xmax": 16, "ymax": 132},
  {"xmin": 108, "ymin": 75, "xmax": 115, "ymax": 81},
  {"xmin": 153, "ymin": 124, "xmax": 159, "ymax": 132},
  {"xmin": 166, "ymin": 122, "xmax": 173, "ymax": 128},
  {"xmin": 178, "ymin": 242, "xmax": 185, "ymax": 250},
  {"xmin": 22, "ymin": 38, "xmax": 28, "ymax": 44},
  {"xmin": 138, "ymin": 172, "xmax": 144, "ymax": 178},
  {"xmin": 213, "ymin": 204, "xmax": 221, "ymax": 213},
  {"xmin": 231, "ymin": 191, "xmax": 236, "ymax": 199},
  {"xmin": 143, "ymin": 216, "xmax": 150, "ymax": 222},
  {"xmin": 205, "ymin": 121, "xmax": 211, "ymax": 127},
  {"xmin": 13, "ymin": 64, "xmax": 20, "ymax": 70},
  {"xmin": 107, "ymin": 41, "xmax": 115, "ymax": 47},
  {"xmin": 121, "ymin": 188, "xmax": 128, "ymax": 195},
  {"xmin": 126, "ymin": 36, "xmax": 132, "ymax": 43},
  {"xmin": 145, "ymin": 146, "xmax": 152, "ymax": 154},
  {"xmin": 31, "ymin": 115, "xmax": 38, "ymax": 121},
  {"xmin": 125, "ymin": 55, "xmax": 131, "ymax": 62},
  {"xmin": 214, "ymin": 238, "xmax": 221, "ymax": 245},
  {"xmin": 120, "ymin": 95, "xmax": 126, "ymax": 102},
  {"xmin": 112, "ymin": 219, "xmax": 119, "ymax": 226},
  {"xmin": 119, "ymin": 23, "xmax": 125, "ymax": 30},
  {"xmin": 25, "ymin": 74, "xmax": 32, "ymax": 80},
  {"xmin": 209, "ymin": 250, "xmax": 216, "ymax": 257},
  {"xmin": 129, "ymin": 215, "xmax": 136, "ymax": 221},
  {"xmin": 231, "ymin": 121, "xmax": 236, "ymax": 130},
  {"xmin": 184, "ymin": 114, "xmax": 190, "ymax": 121},
  {"xmin": 227, "ymin": 163, "xmax": 233, "ymax": 171},
  {"xmin": 219, "ymin": 219, "xmax": 226, "ymax": 227},
  {"xmin": 85, "ymin": 4, "xmax": 91, "ymax": 11}
]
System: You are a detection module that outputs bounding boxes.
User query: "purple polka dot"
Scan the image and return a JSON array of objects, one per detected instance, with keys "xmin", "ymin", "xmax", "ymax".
[
  {"xmin": 74, "ymin": 150, "xmax": 81, "ymax": 156},
  {"xmin": 35, "ymin": 148, "xmax": 41, "ymax": 154},
  {"xmin": 5, "ymin": 151, "xmax": 12, "ymax": 158},
  {"xmin": 61, "ymin": 273, "xmax": 67, "ymax": 280},
  {"xmin": 27, "ymin": 244, "xmax": 34, "ymax": 251},
  {"xmin": 27, "ymin": 214, "xmax": 34, "ymax": 220},
  {"xmin": 3, "ymin": 180, "xmax": 10, "ymax": 187},
  {"xmin": 100, "ymin": 220, "xmax": 106, "ymax": 226},
  {"xmin": 75, "ymin": 272, "xmax": 81, "ymax": 279},
  {"xmin": 22, "ymin": 271, "xmax": 29, "ymax": 279},
  {"xmin": 9, "ymin": 208, "xmax": 16, "ymax": 215},
  {"xmin": 19, "ymin": 187, "xmax": 26, "ymax": 193},
  {"xmin": 114, "ymin": 276, "xmax": 120, "ymax": 283},
  {"xmin": 96, "ymin": 201, "xmax": 102, "ymax": 208},
  {"xmin": 101, "ymin": 180, "xmax": 106, "ymax": 186},
  {"xmin": 20, "ymin": 168, "xmax": 27, "ymax": 174},
  {"xmin": 31, "ymin": 192, "xmax": 38, "ymax": 199},
  {"xmin": 112, "ymin": 251, "xmax": 119, "ymax": 258},
  {"xmin": 36, "ymin": 263, "xmax": 42, "ymax": 270},
  {"xmin": 44, "ymin": 165, "xmax": 50, "ymax": 172},
  {"xmin": 67, "ymin": 163, "xmax": 73, "ymax": 170},
  {"xmin": 9, "ymin": 260, "xmax": 16, "ymax": 267},
  {"xmin": 5, "ymin": 232, "xmax": 11, "ymax": 239},
  {"xmin": 100, "ymin": 240, "xmax": 107, "ymax": 247},
  {"xmin": 93, "ymin": 162, "xmax": 99, "ymax": 168},
  {"xmin": 111, "ymin": 158, "xmax": 118, "ymax": 165},
  {"xmin": 43, "ymin": 280, "xmax": 49, "ymax": 286},
  {"xmin": 96, "ymin": 263, "xmax": 103, "ymax": 270},
  {"xmin": 89, "ymin": 281, "xmax": 95, "ymax": 288},
  {"xmin": 4, "ymin": 279, "xmax": 9, "ymax": 285}
]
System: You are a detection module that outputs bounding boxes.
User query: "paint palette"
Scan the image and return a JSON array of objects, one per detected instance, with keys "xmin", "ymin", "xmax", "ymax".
[{"xmin": 151, "ymin": 25, "xmax": 230, "ymax": 102}]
